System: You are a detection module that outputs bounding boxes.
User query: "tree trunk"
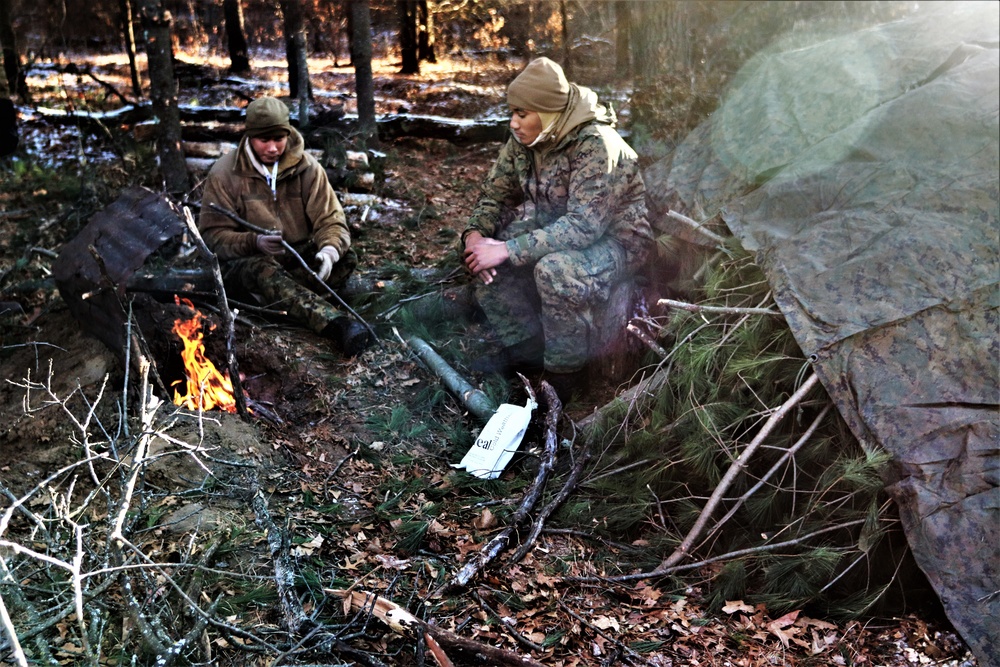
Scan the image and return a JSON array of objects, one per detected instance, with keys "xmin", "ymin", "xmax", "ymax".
[
  {"xmin": 350, "ymin": 0, "xmax": 376, "ymax": 142},
  {"xmin": 119, "ymin": 0, "xmax": 143, "ymax": 98},
  {"xmin": 138, "ymin": 0, "xmax": 189, "ymax": 194},
  {"xmin": 503, "ymin": 1, "xmax": 532, "ymax": 58},
  {"xmin": 281, "ymin": 0, "xmax": 312, "ymax": 99},
  {"xmin": 0, "ymin": 0, "xmax": 28, "ymax": 103},
  {"xmin": 417, "ymin": 0, "xmax": 436, "ymax": 64},
  {"xmin": 281, "ymin": 0, "xmax": 311, "ymax": 127},
  {"xmin": 614, "ymin": 0, "xmax": 631, "ymax": 77},
  {"xmin": 223, "ymin": 0, "xmax": 251, "ymax": 75},
  {"xmin": 397, "ymin": 0, "xmax": 419, "ymax": 74},
  {"xmin": 0, "ymin": 96, "xmax": 17, "ymax": 157},
  {"xmin": 559, "ymin": 0, "xmax": 571, "ymax": 78}
]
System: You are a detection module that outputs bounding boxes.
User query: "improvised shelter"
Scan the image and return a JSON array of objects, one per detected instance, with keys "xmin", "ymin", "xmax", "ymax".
[{"xmin": 646, "ymin": 4, "xmax": 999, "ymax": 663}]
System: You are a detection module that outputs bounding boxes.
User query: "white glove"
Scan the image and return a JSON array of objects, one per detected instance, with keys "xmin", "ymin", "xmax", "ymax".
[{"xmin": 315, "ymin": 246, "xmax": 341, "ymax": 281}]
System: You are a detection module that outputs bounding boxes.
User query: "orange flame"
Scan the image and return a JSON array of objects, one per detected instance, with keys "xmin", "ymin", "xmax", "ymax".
[{"xmin": 171, "ymin": 297, "xmax": 238, "ymax": 413}]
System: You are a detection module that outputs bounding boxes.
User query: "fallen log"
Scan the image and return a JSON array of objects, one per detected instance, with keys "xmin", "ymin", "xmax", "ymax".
[
  {"xmin": 27, "ymin": 101, "xmax": 508, "ymax": 145},
  {"xmin": 405, "ymin": 336, "xmax": 495, "ymax": 422}
]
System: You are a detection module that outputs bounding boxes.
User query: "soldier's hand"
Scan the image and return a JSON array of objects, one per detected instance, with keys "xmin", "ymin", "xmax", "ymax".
[
  {"xmin": 464, "ymin": 238, "xmax": 509, "ymax": 275},
  {"xmin": 257, "ymin": 234, "xmax": 285, "ymax": 255},
  {"xmin": 476, "ymin": 268, "xmax": 498, "ymax": 285},
  {"xmin": 315, "ymin": 246, "xmax": 341, "ymax": 282}
]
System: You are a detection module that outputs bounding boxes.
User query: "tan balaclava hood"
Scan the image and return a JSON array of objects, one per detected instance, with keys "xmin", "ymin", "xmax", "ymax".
[
  {"xmin": 506, "ymin": 57, "xmax": 570, "ymax": 113},
  {"xmin": 506, "ymin": 57, "xmax": 612, "ymax": 149},
  {"xmin": 245, "ymin": 97, "xmax": 293, "ymax": 138}
]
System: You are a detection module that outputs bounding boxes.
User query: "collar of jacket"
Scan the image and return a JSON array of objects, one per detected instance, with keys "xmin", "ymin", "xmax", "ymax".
[
  {"xmin": 233, "ymin": 127, "xmax": 307, "ymax": 178},
  {"xmin": 527, "ymin": 84, "xmax": 617, "ymax": 156}
]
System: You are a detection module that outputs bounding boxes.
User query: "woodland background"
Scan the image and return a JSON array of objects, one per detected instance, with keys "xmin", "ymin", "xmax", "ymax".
[{"xmin": 0, "ymin": 1, "xmax": 983, "ymax": 666}]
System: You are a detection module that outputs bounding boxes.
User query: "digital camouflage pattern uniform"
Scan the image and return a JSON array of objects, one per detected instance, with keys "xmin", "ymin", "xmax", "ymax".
[
  {"xmin": 199, "ymin": 126, "xmax": 354, "ymax": 335},
  {"xmin": 463, "ymin": 95, "xmax": 652, "ymax": 373}
]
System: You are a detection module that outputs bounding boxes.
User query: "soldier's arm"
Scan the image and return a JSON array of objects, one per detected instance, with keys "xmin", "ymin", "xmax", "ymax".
[
  {"xmin": 198, "ymin": 165, "xmax": 260, "ymax": 260},
  {"xmin": 302, "ymin": 157, "xmax": 351, "ymax": 255},
  {"xmin": 463, "ymin": 139, "xmax": 525, "ymax": 246}
]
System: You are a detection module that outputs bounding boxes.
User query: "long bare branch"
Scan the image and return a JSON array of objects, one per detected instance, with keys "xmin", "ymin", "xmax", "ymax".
[
  {"xmin": 658, "ymin": 372, "xmax": 822, "ymax": 571},
  {"xmin": 666, "ymin": 209, "xmax": 727, "ymax": 245},
  {"xmin": 659, "ymin": 297, "xmax": 782, "ymax": 317},
  {"xmin": 434, "ymin": 382, "xmax": 560, "ymax": 594}
]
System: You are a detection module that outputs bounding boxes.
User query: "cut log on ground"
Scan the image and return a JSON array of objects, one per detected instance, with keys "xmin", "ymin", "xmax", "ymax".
[{"xmin": 405, "ymin": 336, "xmax": 495, "ymax": 422}]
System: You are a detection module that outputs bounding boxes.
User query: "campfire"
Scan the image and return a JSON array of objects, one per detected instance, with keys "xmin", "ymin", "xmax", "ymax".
[{"xmin": 171, "ymin": 296, "xmax": 239, "ymax": 413}]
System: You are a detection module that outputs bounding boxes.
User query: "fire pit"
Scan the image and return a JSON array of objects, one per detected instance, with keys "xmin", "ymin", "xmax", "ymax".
[{"xmin": 52, "ymin": 187, "xmax": 244, "ymax": 414}]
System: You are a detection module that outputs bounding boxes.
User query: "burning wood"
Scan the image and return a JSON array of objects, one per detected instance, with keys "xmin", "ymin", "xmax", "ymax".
[{"xmin": 170, "ymin": 297, "xmax": 240, "ymax": 413}]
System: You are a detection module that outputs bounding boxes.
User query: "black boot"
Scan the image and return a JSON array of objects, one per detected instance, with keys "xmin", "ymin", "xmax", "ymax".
[
  {"xmin": 325, "ymin": 317, "xmax": 374, "ymax": 357},
  {"xmin": 471, "ymin": 336, "xmax": 544, "ymax": 376}
]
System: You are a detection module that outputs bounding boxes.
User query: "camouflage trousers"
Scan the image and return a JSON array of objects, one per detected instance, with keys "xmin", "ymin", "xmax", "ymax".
[
  {"xmin": 474, "ymin": 240, "xmax": 627, "ymax": 373},
  {"xmin": 221, "ymin": 242, "xmax": 358, "ymax": 335}
]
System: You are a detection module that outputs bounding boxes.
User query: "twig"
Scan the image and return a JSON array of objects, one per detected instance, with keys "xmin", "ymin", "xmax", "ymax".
[
  {"xmin": 250, "ymin": 482, "xmax": 309, "ymax": 634},
  {"xmin": 697, "ymin": 404, "xmax": 832, "ymax": 550},
  {"xmin": 666, "ymin": 209, "xmax": 727, "ymax": 245},
  {"xmin": 657, "ymin": 373, "xmax": 822, "ymax": 571},
  {"xmin": 472, "ymin": 590, "xmax": 544, "ymax": 652},
  {"xmin": 508, "ymin": 383, "xmax": 568, "ymax": 563},
  {"xmin": 626, "ymin": 322, "xmax": 667, "ymax": 358},
  {"xmin": 581, "ymin": 458, "xmax": 654, "ymax": 487},
  {"xmin": 0, "ymin": 590, "xmax": 28, "ymax": 667},
  {"xmin": 324, "ymin": 444, "xmax": 361, "ymax": 499},
  {"xmin": 207, "ymin": 203, "xmax": 380, "ymax": 345},
  {"xmin": 586, "ymin": 518, "xmax": 868, "ymax": 584},
  {"xmin": 182, "ymin": 206, "xmax": 251, "ymax": 421},
  {"xmin": 556, "ymin": 599, "xmax": 658, "ymax": 666},
  {"xmin": 329, "ymin": 590, "xmax": 546, "ymax": 667},
  {"xmin": 433, "ymin": 381, "xmax": 560, "ymax": 594},
  {"xmin": 112, "ymin": 357, "xmax": 157, "ymax": 542},
  {"xmin": 658, "ymin": 297, "xmax": 781, "ymax": 317}
]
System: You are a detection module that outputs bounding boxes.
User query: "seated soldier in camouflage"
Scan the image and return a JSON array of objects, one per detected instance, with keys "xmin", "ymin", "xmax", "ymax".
[
  {"xmin": 198, "ymin": 96, "xmax": 372, "ymax": 356},
  {"xmin": 462, "ymin": 57, "xmax": 653, "ymax": 400}
]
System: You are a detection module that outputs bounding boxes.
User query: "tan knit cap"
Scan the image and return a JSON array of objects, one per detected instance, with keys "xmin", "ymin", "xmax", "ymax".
[
  {"xmin": 245, "ymin": 97, "xmax": 292, "ymax": 137},
  {"xmin": 507, "ymin": 58, "xmax": 570, "ymax": 112}
]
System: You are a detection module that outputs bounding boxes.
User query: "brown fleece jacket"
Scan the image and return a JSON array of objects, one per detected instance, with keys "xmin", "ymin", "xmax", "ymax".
[{"xmin": 198, "ymin": 128, "xmax": 349, "ymax": 260}]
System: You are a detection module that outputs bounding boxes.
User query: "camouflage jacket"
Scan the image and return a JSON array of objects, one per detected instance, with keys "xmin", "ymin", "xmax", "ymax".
[
  {"xmin": 464, "ymin": 121, "xmax": 652, "ymax": 269},
  {"xmin": 198, "ymin": 129, "xmax": 349, "ymax": 261}
]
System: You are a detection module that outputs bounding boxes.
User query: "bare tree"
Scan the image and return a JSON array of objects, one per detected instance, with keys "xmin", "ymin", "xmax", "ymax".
[
  {"xmin": 119, "ymin": 0, "xmax": 143, "ymax": 98},
  {"xmin": 0, "ymin": 0, "xmax": 28, "ymax": 103},
  {"xmin": 503, "ymin": 1, "xmax": 533, "ymax": 58},
  {"xmin": 559, "ymin": 0, "xmax": 570, "ymax": 77},
  {"xmin": 398, "ymin": 0, "xmax": 419, "ymax": 74},
  {"xmin": 281, "ymin": 0, "xmax": 312, "ymax": 127},
  {"xmin": 615, "ymin": 0, "xmax": 632, "ymax": 76},
  {"xmin": 417, "ymin": 0, "xmax": 436, "ymax": 64},
  {"xmin": 0, "ymin": 7, "xmax": 14, "ymax": 157},
  {"xmin": 138, "ymin": 0, "xmax": 189, "ymax": 194},
  {"xmin": 223, "ymin": 0, "xmax": 251, "ymax": 76},
  {"xmin": 350, "ymin": 0, "xmax": 376, "ymax": 142}
]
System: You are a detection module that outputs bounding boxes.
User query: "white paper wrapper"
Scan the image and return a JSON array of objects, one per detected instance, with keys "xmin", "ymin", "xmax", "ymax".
[{"xmin": 451, "ymin": 399, "xmax": 536, "ymax": 479}]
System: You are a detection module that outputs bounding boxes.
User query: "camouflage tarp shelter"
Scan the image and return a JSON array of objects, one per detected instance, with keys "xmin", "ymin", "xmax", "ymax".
[{"xmin": 646, "ymin": 4, "xmax": 999, "ymax": 664}]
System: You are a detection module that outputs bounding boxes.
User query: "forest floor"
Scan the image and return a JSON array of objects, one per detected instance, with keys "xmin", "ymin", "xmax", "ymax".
[{"xmin": 0, "ymin": 50, "xmax": 978, "ymax": 666}]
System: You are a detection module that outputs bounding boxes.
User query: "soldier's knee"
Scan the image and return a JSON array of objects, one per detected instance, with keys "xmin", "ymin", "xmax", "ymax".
[{"xmin": 535, "ymin": 253, "xmax": 585, "ymax": 300}]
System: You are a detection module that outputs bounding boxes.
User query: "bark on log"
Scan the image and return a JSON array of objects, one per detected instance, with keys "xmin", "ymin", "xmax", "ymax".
[{"xmin": 32, "ymin": 101, "xmax": 506, "ymax": 146}]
